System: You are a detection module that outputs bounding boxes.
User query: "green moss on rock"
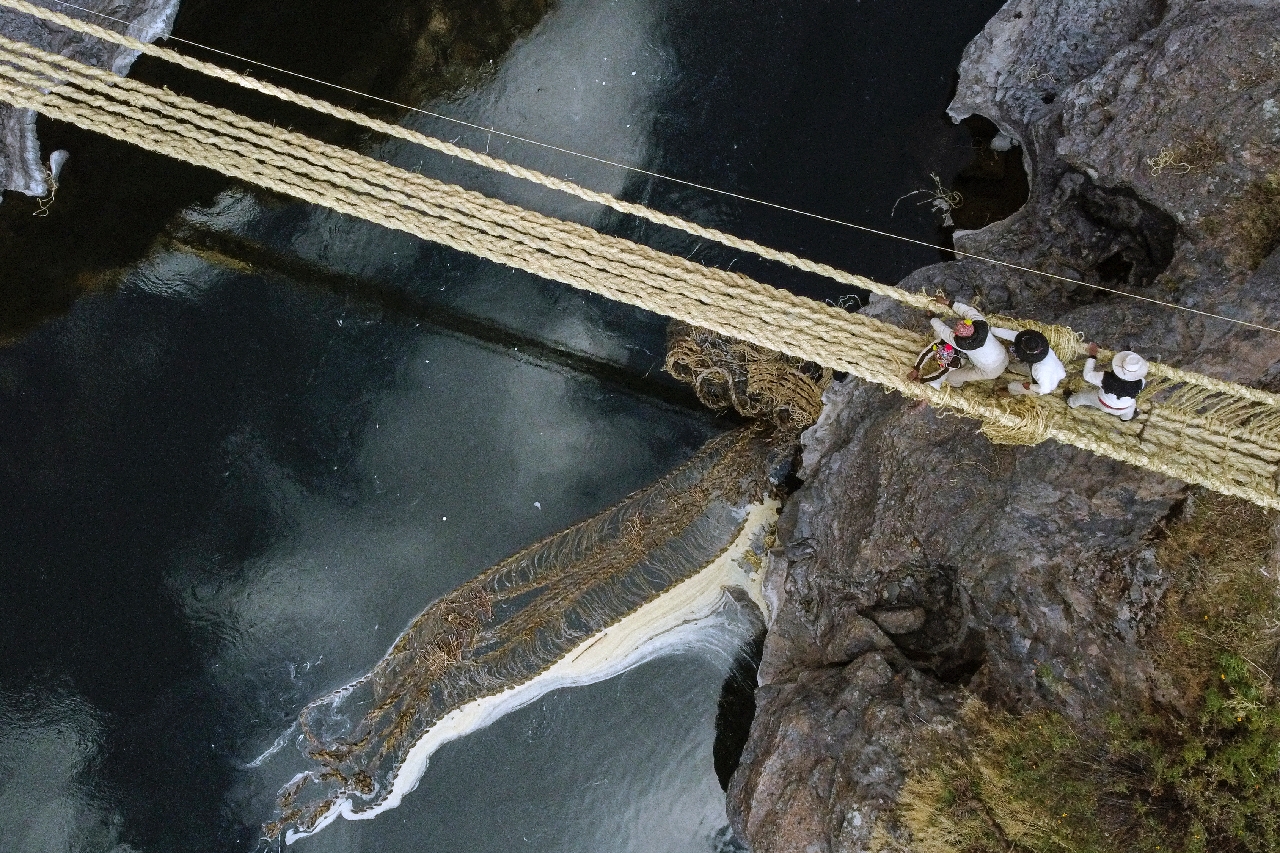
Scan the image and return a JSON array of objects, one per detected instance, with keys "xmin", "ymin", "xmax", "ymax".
[{"xmin": 895, "ymin": 493, "xmax": 1280, "ymax": 853}]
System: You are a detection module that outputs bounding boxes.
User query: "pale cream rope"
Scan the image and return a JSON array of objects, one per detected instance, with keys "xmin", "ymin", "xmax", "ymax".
[
  {"xmin": 0, "ymin": 47, "xmax": 914, "ymax": 356},
  {"xmin": 10, "ymin": 0, "xmax": 1280, "ymax": 412},
  {"xmin": 0, "ymin": 40, "xmax": 1277, "ymax": 509},
  {"xmin": 16, "ymin": 0, "xmax": 1280, "ymax": 347},
  {"xmin": 0, "ymin": 42, "xmax": 1269, "ymax": 458},
  {"xmin": 0, "ymin": 41, "xmax": 857, "ymax": 342},
  {"xmin": 0, "ymin": 0, "xmax": 947, "ymax": 314},
  {"xmin": 0, "ymin": 44, "xmax": 1264, "ymax": 484},
  {"xmin": 8, "ymin": 0, "xmax": 1280, "ymax": 363}
]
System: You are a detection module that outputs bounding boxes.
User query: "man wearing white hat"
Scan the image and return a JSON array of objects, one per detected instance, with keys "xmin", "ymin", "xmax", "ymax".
[{"xmin": 1067, "ymin": 344, "xmax": 1148, "ymax": 421}]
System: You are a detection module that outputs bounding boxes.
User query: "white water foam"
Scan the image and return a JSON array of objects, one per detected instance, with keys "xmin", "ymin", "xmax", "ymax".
[{"xmin": 284, "ymin": 498, "xmax": 777, "ymax": 844}]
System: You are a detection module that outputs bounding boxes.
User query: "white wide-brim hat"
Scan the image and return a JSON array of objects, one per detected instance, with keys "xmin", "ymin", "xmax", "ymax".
[{"xmin": 1112, "ymin": 351, "xmax": 1149, "ymax": 381}]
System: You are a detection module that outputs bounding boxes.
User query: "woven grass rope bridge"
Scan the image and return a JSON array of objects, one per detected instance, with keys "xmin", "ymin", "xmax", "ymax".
[{"xmin": 3, "ymin": 0, "xmax": 1280, "ymax": 508}]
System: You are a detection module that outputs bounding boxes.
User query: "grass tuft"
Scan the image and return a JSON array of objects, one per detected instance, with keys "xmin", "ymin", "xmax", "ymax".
[
  {"xmin": 894, "ymin": 493, "xmax": 1280, "ymax": 852},
  {"xmin": 1231, "ymin": 173, "xmax": 1280, "ymax": 270}
]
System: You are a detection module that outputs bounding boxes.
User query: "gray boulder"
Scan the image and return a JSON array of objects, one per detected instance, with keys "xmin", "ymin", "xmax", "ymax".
[{"xmin": 0, "ymin": 0, "xmax": 180, "ymax": 198}]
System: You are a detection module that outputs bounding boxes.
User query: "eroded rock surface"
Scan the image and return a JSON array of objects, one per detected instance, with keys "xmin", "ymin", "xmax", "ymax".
[
  {"xmin": 1057, "ymin": 0, "xmax": 1280, "ymax": 275},
  {"xmin": 0, "ymin": 0, "xmax": 179, "ymax": 198},
  {"xmin": 730, "ymin": 1, "xmax": 1280, "ymax": 850},
  {"xmin": 733, "ymin": 651, "xmax": 959, "ymax": 853}
]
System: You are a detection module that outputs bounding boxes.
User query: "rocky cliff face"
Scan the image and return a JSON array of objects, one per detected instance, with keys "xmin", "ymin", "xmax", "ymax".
[
  {"xmin": 729, "ymin": 1, "xmax": 1280, "ymax": 850},
  {"xmin": 0, "ymin": 0, "xmax": 179, "ymax": 198}
]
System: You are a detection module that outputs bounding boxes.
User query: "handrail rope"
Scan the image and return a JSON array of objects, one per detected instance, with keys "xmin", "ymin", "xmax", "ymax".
[
  {"xmin": 8, "ymin": 1, "xmax": 1280, "ymax": 414},
  {"xmin": 8, "ymin": 0, "xmax": 1280, "ymax": 345},
  {"xmin": 0, "ymin": 46, "xmax": 920, "ymax": 354},
  {"xmin": 0, "ymin": 39, "xmax": 880, "ymax": 334},
  {"xmin": 0, "ymin": 38, "xmax": 1269, "ymax": 425},
  {"xmin": 2, "ymin": 31, "xmax": 1277, "ymax": 437},
  {"xmin": 5, "ymin": 2, "xmax": 945, "ymax": 308},
  {"xmin": 0, "ymin": 46, "xmax": 1269, "ymax": 450},
  {"xmin": 0, "ymin": 37, "xmax": 1277, "ymax": 508},
  {"xmin": 0, "ymin": 101, "xmax": 1259, "ymax": 504}
]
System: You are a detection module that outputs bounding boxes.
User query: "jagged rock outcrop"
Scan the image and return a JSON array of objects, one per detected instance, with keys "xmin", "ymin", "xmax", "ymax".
[
  {"xmin": 729, "ymin": 1, "xmax": 1280, "ymax": 850},
  {"xmin": 1057, "ymin": 0, "xmax": 1280, "ymax": 277},
  {"xmin": 733, "ymin": 651, "xmax": 961, "ymax": 853},
  {"xmin": 0, "ymin": 0, "xmax": 179, "ymax": 198}
]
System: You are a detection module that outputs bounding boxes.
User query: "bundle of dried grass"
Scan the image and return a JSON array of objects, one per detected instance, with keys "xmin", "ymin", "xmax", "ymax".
[
  {"xmin": 664, "ymin": 320, "xmax": 832, "ymax": 430},
  {"xmin": 264, "ymin": 426, "xmax": 776, "ymax": 842}
]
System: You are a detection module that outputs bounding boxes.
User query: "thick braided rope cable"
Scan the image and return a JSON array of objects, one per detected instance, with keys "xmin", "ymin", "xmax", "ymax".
[
  {"xmin": 0, "ymin": 43, "xmax": 1264, "ymax": 494},
  {"xmin": 8, "ymin": 0, "xmax": 1280, "ymax": 414},
  {"xmin": 0, "ymin": 41, "xmax": 1277, "ymax": 508},
  {"xmin": 6, "ymin": 0, "xmax": 1280, "ymax": 396},
  {"xmin": 0, "ymin": 44, "xmax": 868, "ymax": 344},
  {"xmin": 0, "ymin": 37, "xmax": 935, "ymax": 365},
  {"xmin": 12, "ymin": 0, "xmax": 1280, "ymax": 340},
  {"xmin": 0, "ymin": 48, "xmax": 919, "ymax": 359},
  {"xmin": 0, "ymin": 44, "xmax": 1269, "ymax": 479},
  {"xmin": 0, "ymin": 0, "xmax": 964, "ymax": 315},
  {"xmin": 5, "ymin": 68, "xmax": 1274, "ymax": 499}
]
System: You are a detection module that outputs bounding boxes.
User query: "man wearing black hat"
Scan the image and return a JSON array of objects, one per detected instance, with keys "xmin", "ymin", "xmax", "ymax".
[
  {"xmin": 992, "ymin": 328, "xmax": 1065, "ymax": 396},
  {"xmin": 925, "ymin": 298, "xmax": 1012, "ymax": 388}
]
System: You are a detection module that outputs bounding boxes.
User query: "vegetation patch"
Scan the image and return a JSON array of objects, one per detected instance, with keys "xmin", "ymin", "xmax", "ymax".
[
  {"xmin": 1230, "ymin": 172, "xmax": 1280, "ymax": 270},
  {"xmin": 893, "ymin": 493, "xmax": 1280, "ymax": 853},
  {"xmin": 1146, "ymin": 137, "xmax": 1225, "ymax": 178},
  {"xmin": 895, "ymin": 703, "xmax": 1128, "ymax": 853}
]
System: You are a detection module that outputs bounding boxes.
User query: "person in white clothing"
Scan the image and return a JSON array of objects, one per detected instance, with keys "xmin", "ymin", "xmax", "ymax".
[
  {"xmin": 1068, "ymin": 345, "xmax": 1148, "ymax": 421},
  {"xmin": 991, "ymin": 328, "xmax": 1066, "ymax": 396},
  {"xmin": 924, "ymin": 298, "xmax": 1012, "ymax": 388}
]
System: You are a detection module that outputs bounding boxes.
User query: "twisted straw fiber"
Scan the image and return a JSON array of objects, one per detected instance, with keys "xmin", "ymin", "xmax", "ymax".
[
  {"xmin": 10, "ymin": 0, "xmax": 1280, "ymax": 407},
  {"xmin": 6, "ymin": 0, "xmax": 1280, "ymax": 387},
  {"xmin": 0, "ymin": 36, "xmax": 1277, "ymax": 507},
  {"xmin": 0, "ymin": 0, "xmax": 945, "ymax": 309}
]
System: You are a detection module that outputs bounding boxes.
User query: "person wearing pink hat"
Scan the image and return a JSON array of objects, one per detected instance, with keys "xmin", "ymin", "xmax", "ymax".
[
  {"xmin": 918, "ymin": 296, "xmax": 1012, "ymax": 389},
  {"xmin": 1067, "ymin": 344, "xmax": 1148, "ymax": 421}
]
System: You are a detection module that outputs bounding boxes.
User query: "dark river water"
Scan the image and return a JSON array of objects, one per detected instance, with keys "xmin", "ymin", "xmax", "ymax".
[{"xmin": 0, "ymin": 0, "xmax": 1007, "ymax": 851}]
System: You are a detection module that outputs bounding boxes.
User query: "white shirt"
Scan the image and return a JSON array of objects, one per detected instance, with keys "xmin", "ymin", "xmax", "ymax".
[
  {"xmin": 991, "ymin": 327, "xmax": 1066, "ymax": 394},
  {"xmin": 1082, "ymin": 358, "xmax": 1142, "ymax": 410},
  {"xmin": 929, "ymin": 302, "xmax": 1011, "ymax": 380}
]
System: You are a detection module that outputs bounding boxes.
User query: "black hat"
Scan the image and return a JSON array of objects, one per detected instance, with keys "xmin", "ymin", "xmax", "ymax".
[{"xmin": 1013, "ymin": 330, "xmax": 1049, "ymax": 364}]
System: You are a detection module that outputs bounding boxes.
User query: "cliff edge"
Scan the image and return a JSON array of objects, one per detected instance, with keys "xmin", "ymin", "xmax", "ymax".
[{"xmin": 729, "ymin": 1, "xmax": 1280, "ymax": 850}]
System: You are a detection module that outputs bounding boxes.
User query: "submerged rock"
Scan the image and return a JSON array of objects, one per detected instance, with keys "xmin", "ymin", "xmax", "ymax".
[
  {"xmin": 0, "ymin": 0, "xmax": 180, "ymax": 199},
  {"xmin": 730, "ymin": 1, "xmax": 1280, "ymax": 849}
]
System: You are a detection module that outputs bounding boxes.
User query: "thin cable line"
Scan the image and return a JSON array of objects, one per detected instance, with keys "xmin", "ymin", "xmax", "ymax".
[{"xmin": 40, "ymin": 0, "xmax": 1280, "ymax": 337}]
